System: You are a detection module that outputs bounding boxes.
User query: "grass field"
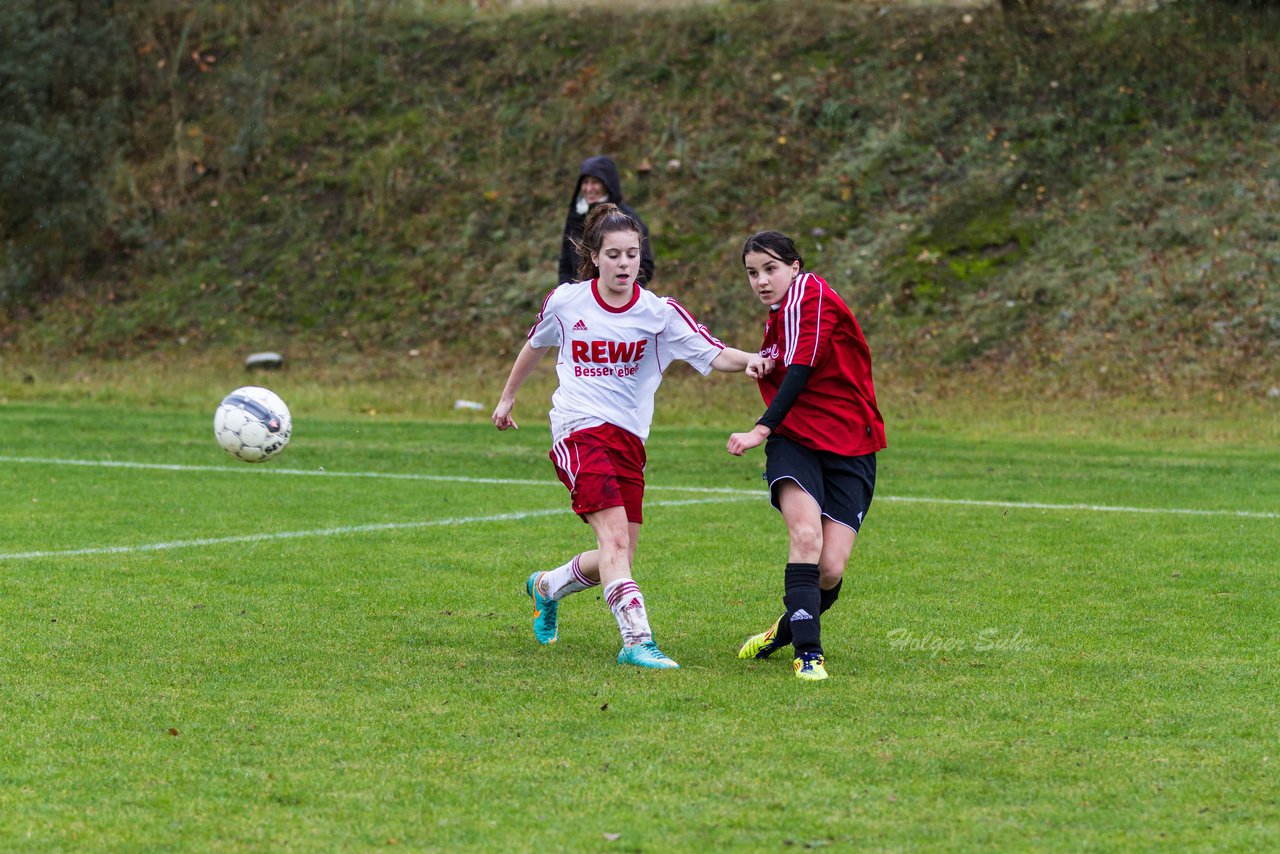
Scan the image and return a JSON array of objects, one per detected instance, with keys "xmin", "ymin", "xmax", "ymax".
[{"xmin": 2, "ymin": 393, "xmax": 1278, "ymax": 851}]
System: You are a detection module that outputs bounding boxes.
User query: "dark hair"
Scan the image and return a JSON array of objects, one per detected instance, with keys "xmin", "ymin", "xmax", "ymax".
[
  {"xmin": 574, "ymin": 203, "xmax": 646, "ymax": 280},
  {"xmin": 741, "ymin": 231, "xmax": 804, "ymax": 270}
]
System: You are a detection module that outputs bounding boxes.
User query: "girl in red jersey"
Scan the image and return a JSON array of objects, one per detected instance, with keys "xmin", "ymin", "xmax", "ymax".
[
  {"xmin": 493, "ymin": 204, "xmax": 768, "ymax": 669},
  {"xmin": 727, "ymin": 231, "xmax": 886, "ymax": 681}
]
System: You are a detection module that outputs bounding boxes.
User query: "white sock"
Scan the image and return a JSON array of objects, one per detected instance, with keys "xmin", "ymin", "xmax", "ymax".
[
  {"xmin": 540, "ymin": 554, "xmax": 598, "ymax": 601},
  {"xmin": 604, "ymin": 578, "xmax": 652, "ymax": 647}
]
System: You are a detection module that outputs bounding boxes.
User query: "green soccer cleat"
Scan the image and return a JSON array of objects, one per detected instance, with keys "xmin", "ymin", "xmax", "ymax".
[
  {"xmin": 525, "ymin": 571, "xmax": 558, "ymax": 645},
  {"xmin": 617, "ymin": 640, "xmax": 680, "ymax": 669},
  {"xmin": 737, "ymin": 615, "xmax": 784, "ymax": 659},
  {"xmin": 793, "ymin": 652, "xmax": 828, "ymax": 681}
]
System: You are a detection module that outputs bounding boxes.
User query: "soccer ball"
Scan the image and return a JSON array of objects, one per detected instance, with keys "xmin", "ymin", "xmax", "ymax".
[{"xmin": 214, "ymin": 386, "xmax": 292, "ymax": 462}]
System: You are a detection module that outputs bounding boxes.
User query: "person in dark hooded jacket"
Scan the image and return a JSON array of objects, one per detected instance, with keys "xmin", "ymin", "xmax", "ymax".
[{"xmin": 558, "ymin": 155, "xmax": 655, "ymax": 286}]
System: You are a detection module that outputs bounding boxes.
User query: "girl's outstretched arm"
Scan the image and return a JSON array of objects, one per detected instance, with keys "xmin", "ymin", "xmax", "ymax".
[{"xmin": 711, "ymin": 347, "xmax": 773, "ymax": 377}]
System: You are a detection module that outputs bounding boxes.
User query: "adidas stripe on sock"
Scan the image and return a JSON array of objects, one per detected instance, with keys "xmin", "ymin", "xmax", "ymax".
[
  {"xmin": 783, "ymin": 562, "xmax": 822, "ymax": 656},
  {"xmin": 604, "ymin": 578, "xmax": 652, "ymax": 647},
  {"xmin": 776, "ymin": 576, "xmax": 843, "ymax": 648},
  {"xmin": 542, "ymin": 553, "xmax": 599, "ymax": 601}
]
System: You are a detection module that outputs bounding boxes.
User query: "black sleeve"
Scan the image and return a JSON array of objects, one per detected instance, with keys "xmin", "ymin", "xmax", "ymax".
[{"xmin": 757, "ymin": 364, "xmax": 813, "ymax": 431}]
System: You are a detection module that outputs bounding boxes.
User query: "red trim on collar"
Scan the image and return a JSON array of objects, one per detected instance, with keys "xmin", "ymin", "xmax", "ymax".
[{"xmin": 592, "ymin": 279, "xmax": 640, "ymax": 313}]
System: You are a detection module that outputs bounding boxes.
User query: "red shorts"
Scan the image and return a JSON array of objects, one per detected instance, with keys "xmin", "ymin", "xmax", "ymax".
[{"xmin": 549, "ymin": 423, "xmax": 647, "ymax": 524}]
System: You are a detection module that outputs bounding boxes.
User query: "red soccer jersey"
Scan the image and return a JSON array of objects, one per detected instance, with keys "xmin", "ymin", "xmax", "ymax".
[{"xmin": 757, "ymin": 272, "xmax": 886, "ymax": 456}]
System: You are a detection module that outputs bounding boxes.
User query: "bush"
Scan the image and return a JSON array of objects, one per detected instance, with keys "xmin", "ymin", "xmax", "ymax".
[{"xmin": 0, "ymin": 1, "xmax": 131, "ymax": 303}]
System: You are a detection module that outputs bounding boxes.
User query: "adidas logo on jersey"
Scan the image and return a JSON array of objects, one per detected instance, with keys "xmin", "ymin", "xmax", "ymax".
[{"xmin": 572, "ymin": 319, "xmax": 588, "ymax": 331}]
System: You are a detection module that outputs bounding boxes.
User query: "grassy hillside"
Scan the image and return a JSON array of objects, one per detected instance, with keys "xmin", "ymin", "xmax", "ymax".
[{"xmin": 3, "ymin": 0, "xmax": 1279, "ymax": 397}]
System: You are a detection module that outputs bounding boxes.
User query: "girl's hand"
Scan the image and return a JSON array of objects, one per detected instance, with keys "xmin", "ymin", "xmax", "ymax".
[
  {"xmin": 746, "ymin": 355, "xmax": 775, "ymax": 378},
  {"xmin": 492, "ymin": 398, "xmax": 518, "ymax": 431},
  {"xmin": 727, "ymin": 424, "xmax": 770, "ymax": 456}
]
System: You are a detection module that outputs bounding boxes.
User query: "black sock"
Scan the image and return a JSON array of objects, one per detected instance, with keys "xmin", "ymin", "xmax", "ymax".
[
  {"xmin": 775, "ymin": 576, "xmax": 841, "ymax": 649},
  {"xmin": 820, "ymin": 578, "xmax": 843, "ymax": 614},
  {"xmin": 782, "ymin": 562, "xmax": 821, "ymax": 656}
]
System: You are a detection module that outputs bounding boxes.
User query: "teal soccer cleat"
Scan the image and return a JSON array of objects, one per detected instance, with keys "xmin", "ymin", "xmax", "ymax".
[
  {"xmin": 617, "ymin": 640, "xmax": 680, "ymax": 669},
  {"xmin": 525, "ymin": 571, "xmax": 559, "ymax": 645}
]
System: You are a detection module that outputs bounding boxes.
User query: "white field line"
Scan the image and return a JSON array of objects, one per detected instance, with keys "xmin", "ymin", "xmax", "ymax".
[
  {"xmin": 0, "ymin": 496, "xmax": 752, "ymax": 561},
  {"xmin": 880, "ymin": 495, "xmax": 1280, "ymax": 519},
  {"xmin": 0, "ymin": 455, "xmax": 751, "ymax": 494},
  {"xmin": 2, "ymin": 453, "xmax": 1277, "ymax": 531}
]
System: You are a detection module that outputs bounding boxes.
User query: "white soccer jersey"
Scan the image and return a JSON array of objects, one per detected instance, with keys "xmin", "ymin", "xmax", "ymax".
[{"xmin": 528, "ymin": 279, "xmax": 725, "ymax": 443}]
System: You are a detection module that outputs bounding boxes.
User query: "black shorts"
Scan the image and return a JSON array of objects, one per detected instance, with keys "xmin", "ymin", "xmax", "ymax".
[{"xmin": 764, "ymin": 434, "xmax": 876, "ymax": 532}]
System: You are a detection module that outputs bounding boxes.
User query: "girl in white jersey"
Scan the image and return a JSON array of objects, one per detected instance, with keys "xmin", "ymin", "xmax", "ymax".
[{"xmin": 493, "ymin": 204, "xmax": 768, "ymax": 669}]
